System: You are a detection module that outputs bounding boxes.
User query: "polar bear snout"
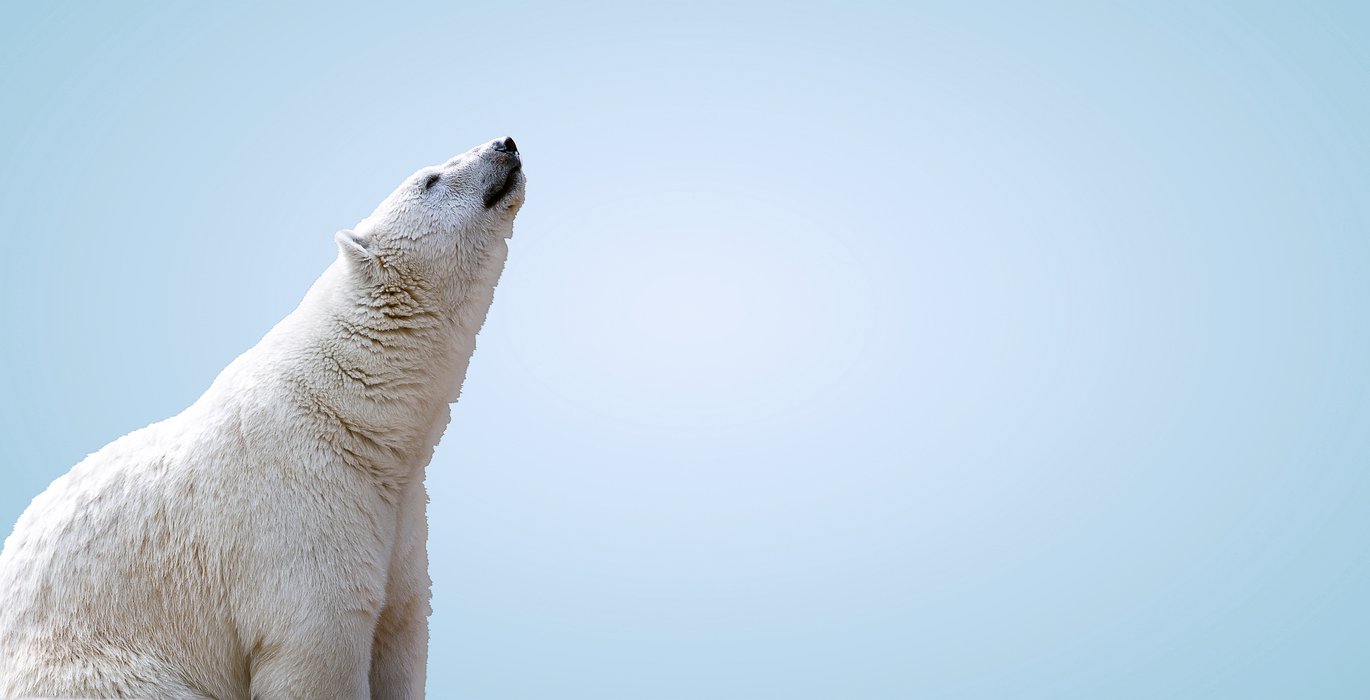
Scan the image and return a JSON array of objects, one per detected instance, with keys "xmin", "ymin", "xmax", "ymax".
[{"xmin": 479, "ymin": 138, "xmax": 524, "ymax": 209}]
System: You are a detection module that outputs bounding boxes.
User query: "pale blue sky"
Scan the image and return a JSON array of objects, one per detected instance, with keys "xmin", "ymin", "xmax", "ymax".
[{"xmin": 2, "ymin": 2, "xmax": 1369, "ymax": 698}]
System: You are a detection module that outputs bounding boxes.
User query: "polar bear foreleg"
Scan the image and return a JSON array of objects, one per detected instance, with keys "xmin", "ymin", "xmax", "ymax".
[
  {"xmin": 248, "ymin": 618, "xmax": 375, "ymax": 700},
  {"xmin": 368, "ymin": 475, "xmax": 432, "ymax": 700},
  {"xmin": 369, "ymin": 585, "xmax": 431, "ymax": 700}
]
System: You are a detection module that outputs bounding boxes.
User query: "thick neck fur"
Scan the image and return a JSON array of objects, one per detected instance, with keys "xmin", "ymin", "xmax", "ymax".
[{"xmin": 201, "ymin": 238, "xmax": 510, "ymax": 497}]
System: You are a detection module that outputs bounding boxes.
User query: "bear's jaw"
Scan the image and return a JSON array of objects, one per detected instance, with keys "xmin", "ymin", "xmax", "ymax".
[{"xmin": 482, "ymin": 163, "xmax": 523, "ymax": 209}]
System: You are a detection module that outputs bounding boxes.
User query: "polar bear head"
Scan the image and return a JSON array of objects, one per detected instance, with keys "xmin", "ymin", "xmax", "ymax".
[{"xmin": 333, "ymin": 137, "xmax": 525, "ymax": 292}]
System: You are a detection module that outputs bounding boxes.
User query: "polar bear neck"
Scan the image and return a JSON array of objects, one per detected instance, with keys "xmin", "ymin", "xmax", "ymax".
[{"xmin": 208, "ymin": 240, "xmax": 510, "ymax": 493}]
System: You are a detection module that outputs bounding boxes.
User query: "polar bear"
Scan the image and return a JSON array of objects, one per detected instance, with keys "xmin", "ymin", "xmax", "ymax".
[{"xmin": 0, "ymin": 137, "xmax": 526, "ymax": 700}]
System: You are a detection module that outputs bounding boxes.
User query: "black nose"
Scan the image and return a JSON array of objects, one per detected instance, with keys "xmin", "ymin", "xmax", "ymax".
[{"xmin": 493, "ymin": 136, "xmax": 518, "ymax": 154}]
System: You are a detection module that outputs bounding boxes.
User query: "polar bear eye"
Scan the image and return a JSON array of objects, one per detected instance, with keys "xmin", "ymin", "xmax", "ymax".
[{"xmin": 423, "ymin": 173, "xmax": 441, "ymax": 191}]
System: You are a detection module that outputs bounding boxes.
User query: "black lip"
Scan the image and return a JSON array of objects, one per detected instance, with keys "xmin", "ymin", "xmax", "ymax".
[{"xmin": 483, "ymin": 165, "xmax": 522, "ymax": 208}]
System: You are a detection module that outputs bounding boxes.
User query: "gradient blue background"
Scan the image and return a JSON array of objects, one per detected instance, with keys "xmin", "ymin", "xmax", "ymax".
[{"xmin": 2, "ymin": 2, "xmax": 1368, "ymax": 698}]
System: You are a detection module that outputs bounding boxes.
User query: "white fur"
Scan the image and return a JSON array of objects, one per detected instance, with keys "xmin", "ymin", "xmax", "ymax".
[{"xmin": 0, "ymin": 138, "xmax": 526, "ymax": 700}]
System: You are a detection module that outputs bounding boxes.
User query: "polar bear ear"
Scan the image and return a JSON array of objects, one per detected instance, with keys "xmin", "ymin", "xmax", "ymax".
[{"xmin": 334, "ymin": 229, "xmax": 378, "ymax": 272}]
